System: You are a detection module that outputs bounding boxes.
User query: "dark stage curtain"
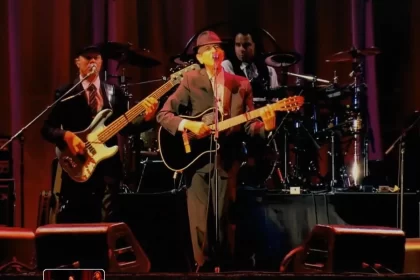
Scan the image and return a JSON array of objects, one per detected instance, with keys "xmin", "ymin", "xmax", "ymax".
[{"xmin": 0, "ymin": 0, "xmax": 418, "ymax": 229}]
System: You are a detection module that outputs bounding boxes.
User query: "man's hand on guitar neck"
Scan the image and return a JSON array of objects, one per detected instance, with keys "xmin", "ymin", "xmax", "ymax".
[
  {"xmin": 143, "ymin": 97, "xmax": 159, "ymax": 121},
  {"xmin": 184, "ymin": 120, "xmax": 211, "ymax": 139},
  {"xmin": 260, "ymin": 105, "xmax": 276, "ymax": 131},
  {"xmin": 64, "ymin": 131, "xmax": 85, "ymax": 155}
]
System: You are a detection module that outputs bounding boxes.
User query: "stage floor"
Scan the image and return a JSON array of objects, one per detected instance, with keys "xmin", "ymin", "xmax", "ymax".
[{"xmin": 2, "ymin": 272, "xmax": 420, "ymax": 280}]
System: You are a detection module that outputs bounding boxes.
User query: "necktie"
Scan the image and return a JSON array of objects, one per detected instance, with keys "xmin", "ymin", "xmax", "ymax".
[
  {"xmin": 87, "ymin": 84, "xmax": 98, "ymax": 114},
  {"xmin": 245, "ymin": 64, "xmax": 254, "ymax": 81}
]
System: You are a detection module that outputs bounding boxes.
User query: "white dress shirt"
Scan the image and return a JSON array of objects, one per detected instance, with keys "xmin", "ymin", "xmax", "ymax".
[{"xmin": 221, "ymin": 60, "xmax": 279, "ymax": 88}]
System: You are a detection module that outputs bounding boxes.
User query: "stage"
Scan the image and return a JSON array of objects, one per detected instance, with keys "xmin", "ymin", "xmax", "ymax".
[
  {"xmin": 117, "ymin": 190, "xmax": 420, "ymax": 272},
  {"xmin": 2, "ymin": 190, "xmax": 420, "ymax": 279},
  {"xmin": 2, "ymin": 272, "xmax": 420, "ymax": 280}
]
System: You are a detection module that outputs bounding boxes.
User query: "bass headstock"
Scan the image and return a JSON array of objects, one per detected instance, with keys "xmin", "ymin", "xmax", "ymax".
[{"xmin": 169, "ymin": 63, "xmax": 201, "ymax": 85}]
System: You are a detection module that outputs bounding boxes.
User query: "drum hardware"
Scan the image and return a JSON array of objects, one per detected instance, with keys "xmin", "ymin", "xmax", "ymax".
[
  {"xmin": 266, "ymin": 108, "xmax": 299, "ymax": 189},
  {"xmin": 263, "ymin": 134, "xmax": 286, "ymax": 187},
  {"xmin": 325, "ymin": 46, "xmax": 380, "ymax": 63},
  {"xmin": 289, "ymin": 119, "xmax": 323, "ymax": 188},
  {"xmin": 264, "ymin": 70, "xmax": 331, "ymax": 190},
  {"xmin": 101, "ymin": 41, "xmax": 162, "ymax": 69},
  {"xmin": 170, "ymin": 53, "xmax": 197, "ymax": 66},
  {"xmin": 119, "ymin": 67, "xmax": 136, "ymax": 194},
  {"xmin": 98, "ymin": 41, "xmax": 163, "ymax": 193},
  {"xmin": 326, "ymin": 46, "xmax": 380, "ymax": 190},
  {"xmin": 264, "ymin": 52, "xmax": 302, "ymax": 68},
  {"xmin": 136, "ymin": 154, "xmax": 185, "ymax": 194},
  {"xmin": 137, "ymin": 156, "xmax": 163, "ymax": 193},
  {"xmin": 286, "ymin": 72, "xmax": 331, "ymax": 85}
]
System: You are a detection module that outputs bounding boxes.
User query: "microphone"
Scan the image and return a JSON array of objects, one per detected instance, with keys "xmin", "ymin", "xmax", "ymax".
[{"xmin": 89, "ymin": 64, "xmax": 97, "ymax": 75}]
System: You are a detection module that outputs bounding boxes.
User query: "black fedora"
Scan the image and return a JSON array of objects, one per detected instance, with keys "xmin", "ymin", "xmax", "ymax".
[{"xmin": 75, "ymin": 43, "xmax": 103, "ymax": 57}]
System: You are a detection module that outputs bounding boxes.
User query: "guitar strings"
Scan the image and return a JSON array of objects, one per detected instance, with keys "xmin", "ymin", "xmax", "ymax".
[
  {"xmin": 85, "ymin": 80, "xmax": 175, "ymax": 147},
  {"xmin": 182, "ymin": 98, "xmax": 301, "ymax": 140},
  {"xmin": 99, "ymin": 64, "xmax": 198, "ymax": 143},
  {"xmin": 98, "ymin": 81, "xmax": 175, "ymax": 141},
  {"xmin": 84, "ymin": 88, "xmax": 301, "ymax": 149}
]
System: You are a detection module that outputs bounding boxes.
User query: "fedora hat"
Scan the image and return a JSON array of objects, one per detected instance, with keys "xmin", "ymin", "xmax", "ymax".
[
  {"xmin": 193, "ymin": 30, "xmax": 224, "ymax": 52},
  {"xmin": 75, "ymin": 43, "xmax": 103, "ymax": 57}
]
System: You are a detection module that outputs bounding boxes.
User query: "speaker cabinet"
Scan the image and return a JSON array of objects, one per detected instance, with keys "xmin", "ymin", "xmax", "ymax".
[
  {"xmin": 404, "ymin": 238, "xmax": 420, "ymax": 273},
  {"xmin": 35, "ymin": 222, "xmax": 150, "ymax": 272},
  {"xmin": 0, "ymin": 179, "xmax": 15, "ymax": 226},
  {"xmin": 294, "ymin": 224, "xmax": 406, "ymax": 274},
  {"xmin": 0, "ymin": 227, "xmax": 36, "ymax": 273}
]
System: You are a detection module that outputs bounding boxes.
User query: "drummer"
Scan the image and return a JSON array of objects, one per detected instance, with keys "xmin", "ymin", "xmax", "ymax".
[{"xmin": 221, "ymin": 25, "xmax": 279, "ymax": 97}]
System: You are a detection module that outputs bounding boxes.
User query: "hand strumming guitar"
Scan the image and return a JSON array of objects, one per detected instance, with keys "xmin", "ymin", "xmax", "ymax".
[
  {"xmin": 64, "ymin": 131, "xmax": 85, "ymax": 155},
  {"xmin": 260, "ymin": 104, "xmax": 276, "ymax": 131},
  {"xmin": 184, "ymin": 120, "xmax": 211, "ymax": 139},
  {"xmin": 142, "ymin": 97, "xmax": 159, "ymax": 121}
]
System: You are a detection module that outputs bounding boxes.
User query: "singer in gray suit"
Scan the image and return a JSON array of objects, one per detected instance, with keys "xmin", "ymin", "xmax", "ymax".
[{"xmin": 157, "ymin": 31, "xmax": 276, "ymax": 271}]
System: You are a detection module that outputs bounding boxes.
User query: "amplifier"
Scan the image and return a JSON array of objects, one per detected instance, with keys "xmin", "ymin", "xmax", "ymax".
[
  {"xmin": 0, "ymin": 137, "xmax": 12, "ymax": 179},
  {"xmin": 0, "ymin": 179, "xmax": 15, "ymax": 226}
]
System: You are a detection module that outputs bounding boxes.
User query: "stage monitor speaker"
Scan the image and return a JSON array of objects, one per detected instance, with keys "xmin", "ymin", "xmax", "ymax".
[
  {"xmin": 35, "ymin": 222, "xmax": 150, "ymax": 272},
  {"xmin": 0, "ymin": 179, "xmax": 15, "ymax": 226},
  {"xmin": 293, "ymin": 224, "xmax": 406, "ymax": 274},
  {"xmin": 404, "ymin": 238, "xmax": 420, "ymax": 273},
  {"xmin": 0, "ymin": 227, "xmax": 36, "ymax": 273}
]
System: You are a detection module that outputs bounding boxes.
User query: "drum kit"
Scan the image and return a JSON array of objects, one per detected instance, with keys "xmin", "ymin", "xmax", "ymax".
[
  {"xmin": 98, "ymin": 40, "xmax": 381, "ymax": 194},
  {"xmin": 247, "ymin": 46, "xmax": 381, "ymax": 193}
]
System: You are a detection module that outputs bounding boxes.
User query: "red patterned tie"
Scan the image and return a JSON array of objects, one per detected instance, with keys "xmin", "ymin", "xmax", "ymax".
[{"xmin": 88, "ymin": 84, "xmax": 98, "ymax": 114}]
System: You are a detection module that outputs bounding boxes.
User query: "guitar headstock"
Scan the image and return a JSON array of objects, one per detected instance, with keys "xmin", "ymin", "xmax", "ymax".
[
  {"xmin": 273, "ymin": 95, "xmax": 304, "ymax": 112},
  {"xmin": 169, "ymin": 62, "xmax": 201, "ymax": 85}
]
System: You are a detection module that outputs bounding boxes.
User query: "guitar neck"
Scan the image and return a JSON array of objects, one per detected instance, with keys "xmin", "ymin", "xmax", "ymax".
[
  {"xmin": 98, "ymin": 80, "xmax": 175, "ymax": 142},
  {"xmin": 208, "ymin": 105, "xmax": 267, "ymax": 132}
]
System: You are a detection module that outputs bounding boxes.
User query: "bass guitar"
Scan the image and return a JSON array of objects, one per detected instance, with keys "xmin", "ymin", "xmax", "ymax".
[
  {"xmin": 158, "ymin": 96, "xmax": 304, "ymax": 172},
  {"xmin": 57, "ymin": 63, "xmax": 200, "ymax": 182}
]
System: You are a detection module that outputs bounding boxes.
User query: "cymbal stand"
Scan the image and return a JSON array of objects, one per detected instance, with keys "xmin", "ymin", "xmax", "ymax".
[
  {"xmin": 119, "ymin": 68, "xmax": 135, "ymax": 194},
  {"xmin": 349, "ymin": 61, "xmax": 365, "ymax": 189}
]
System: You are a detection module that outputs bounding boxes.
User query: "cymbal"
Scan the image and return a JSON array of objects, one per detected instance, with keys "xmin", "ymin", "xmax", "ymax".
[
  {"xmin": 100, "ymin": 41, "xmax": 161, "ymax": 68},
  {"xmin": 264, "ymin": 51, "xmax": 301, "ymax": 68},
  {"xmin": 124, "ymin": 48, "xmax": 161, "ymax": 68},
  {"xmin": 170, "ymin": 53, "xmax": 196, "ymax": 65},
  {"xmin": 326, "ymin": 47, "xmax": 380, "ymax": 62},
  {"xmin": 101, "ymin": 41, "xmax": 132, "ymax": 60}
]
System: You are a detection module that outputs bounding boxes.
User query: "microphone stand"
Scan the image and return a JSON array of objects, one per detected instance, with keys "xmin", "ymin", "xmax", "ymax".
[
  {"xmin": 0, "ymin": 70, "xmax": 96, "ymax": 227},
  {"xmin": 385, "ymin": 113, "xmax": 420, "ymax": 231},
  {"xmin": 212, "ymin": 55, "xmax": 221, "ymax": 273}
]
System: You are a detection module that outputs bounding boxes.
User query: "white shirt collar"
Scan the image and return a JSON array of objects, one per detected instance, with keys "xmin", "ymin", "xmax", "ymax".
[
  {"xmin": 80, "ymin": 74, "xmax": 101, "ymax": 91},
  {"xmin": 240, "ymin": 62, "xmax": 250, "ymax": 70}
]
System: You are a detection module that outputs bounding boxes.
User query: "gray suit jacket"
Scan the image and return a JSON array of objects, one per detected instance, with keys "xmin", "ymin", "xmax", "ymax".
[
  {"xmin": 157, "ymin": 68, "xmax": 267, "ymax": 173},
  {"xmin": 157, "ymin": 68, "xmax": 266, "ymax": 137}
]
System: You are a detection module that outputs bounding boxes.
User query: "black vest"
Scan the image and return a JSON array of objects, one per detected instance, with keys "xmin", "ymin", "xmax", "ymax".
[{"xmin": 231, "ymin": 57, "xmax": 271, "ymax": 97}]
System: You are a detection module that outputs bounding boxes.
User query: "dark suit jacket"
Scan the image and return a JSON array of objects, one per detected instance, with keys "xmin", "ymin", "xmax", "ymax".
[
  {"xmin": 157, "ymin": 68, "xmax": 267, "ymax": 172},
  {"xmin": 41, "ymin": 77, "xmax": 152, "ymax": 179}
]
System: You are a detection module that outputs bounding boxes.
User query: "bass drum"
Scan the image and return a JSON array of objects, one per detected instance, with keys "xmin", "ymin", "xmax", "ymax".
[{"xmin": 139, "ymin": 130, "xmax": 159, "ymax": 152}]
